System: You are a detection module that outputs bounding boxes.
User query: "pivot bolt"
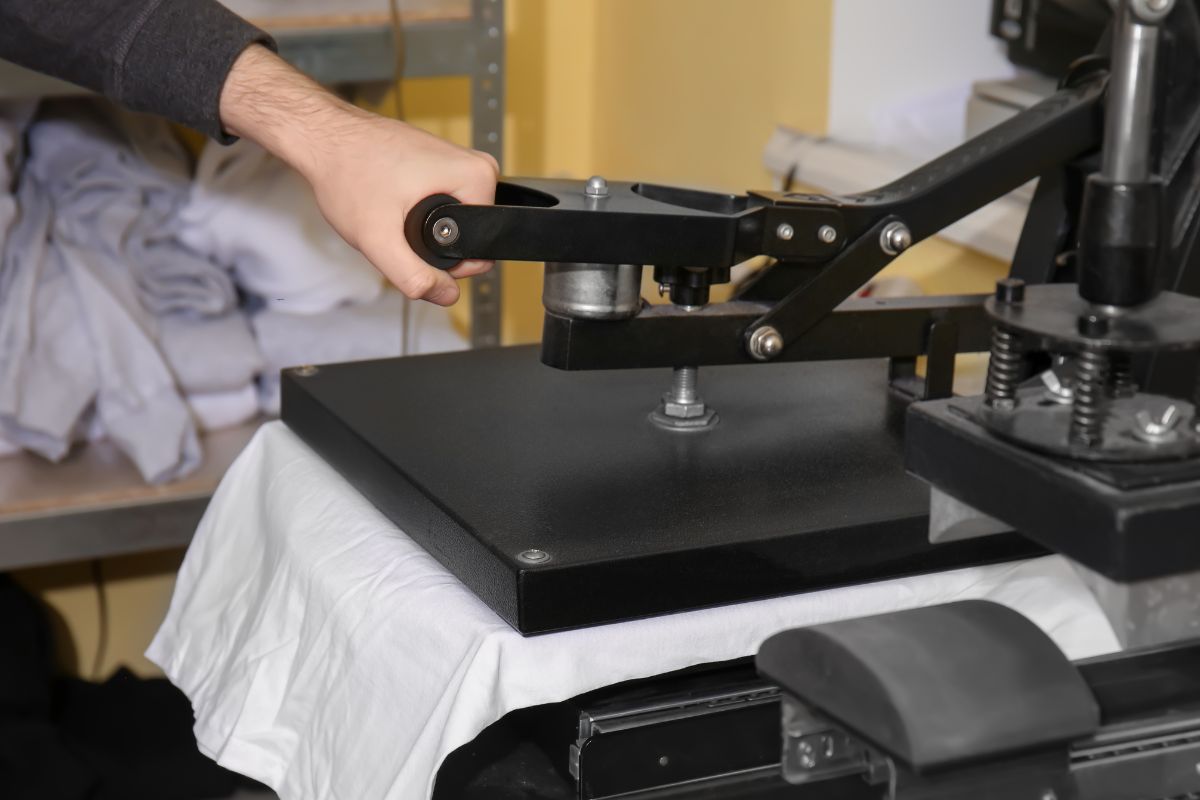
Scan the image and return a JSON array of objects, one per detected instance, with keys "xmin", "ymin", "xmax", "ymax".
[
  {"xmin": 817, "ymin": 225, "xmax": 838, "ymax": 244},
  {"xmin": 880, "ymin": 221, "xmax": 912, "ymax": 255},
  {"xmin": 776, "ymin": 223, "xmax": 795, "ymax": 241},
  {"xmin": 518, "ymin": 549, "xmax": 550, "ymax": 564},
  {"xmin": 748, "ymin": 326, "xmax": 785, "ymax": 361},
  {"xmin": 585, "ymin": 175, "xmax": 609, "ymax": 197},
  {"xmin": 432, "ymin": 216, "xmax": 460, "ymax": 245}
]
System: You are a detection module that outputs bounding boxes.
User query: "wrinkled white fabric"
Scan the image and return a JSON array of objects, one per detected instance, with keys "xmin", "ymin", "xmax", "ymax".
[
  {"xmin": 19, "ymin": 103, "xmax": 203, "ymax": 482},
  {"xmin": 0, "ymin": 177, "xmax": 97, "ymax": 460},
  {"xmin": 148, "ymin": 422, "xmax": 1121, "ymax": 800},
  {"xmin": 178, "ymin": 139, "xmax": 382, "ymax": 314},
  {"xmin": 186, "ymin": 385, "xmax": 259, "ymax": 433},
  {"xmin": 253, "ymin": 289, "xmax": 466, "ymax": 414}
]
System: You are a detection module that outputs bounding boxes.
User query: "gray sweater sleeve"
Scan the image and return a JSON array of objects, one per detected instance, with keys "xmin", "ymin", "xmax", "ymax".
[{"xmin": 0, "ymin": 0, "xmax": 276, "ymax": 141}]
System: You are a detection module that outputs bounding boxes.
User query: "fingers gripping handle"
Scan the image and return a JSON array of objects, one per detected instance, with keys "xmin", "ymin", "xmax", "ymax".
[{"xmin": 405, "ymin": 193, "xmax": 463, "ymax": 270}]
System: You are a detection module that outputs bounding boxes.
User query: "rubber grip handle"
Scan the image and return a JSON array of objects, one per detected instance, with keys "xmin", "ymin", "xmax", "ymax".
[{"xmin": 404, "ymin": 193, "xmax": 462, "ymax": 270}]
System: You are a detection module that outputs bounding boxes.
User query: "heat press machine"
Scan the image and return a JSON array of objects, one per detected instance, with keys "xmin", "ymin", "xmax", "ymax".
[
  {"xmin": 278, "ymin": 21, "xmax": 1115, "ymax": 636},
  {"xmin": 283, "ymin": 0, "xmax": 1200, "ymax": 796}
]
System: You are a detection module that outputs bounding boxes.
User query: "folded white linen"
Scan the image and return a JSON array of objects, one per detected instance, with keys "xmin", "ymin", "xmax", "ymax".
[
  {"xmin": 253, "ymin": 289, "xmax": 467, "ymax": 414},
  {"xmin": 5, "ymin": 102, "xmax": 204, "ymax": 482},
  {"xmin": 148, "ymin": 422, "xmax": 1120, "ymax": 800},
  {"xmin": 178, "ymin": 139, "xmax": 382, "ymax": 314},
  {"xmin": 187, "ymin": 385, "xmax": 259, "ymax": 433},
  {"xmin": 159, "ymin": 312, "xmax": 263, "ymax": 395}
]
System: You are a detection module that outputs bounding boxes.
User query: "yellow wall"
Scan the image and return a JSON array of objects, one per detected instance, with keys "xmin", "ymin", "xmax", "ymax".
[{"xmin": 16, "ymin": 0, "xmax": 1005, "ymax": 680}]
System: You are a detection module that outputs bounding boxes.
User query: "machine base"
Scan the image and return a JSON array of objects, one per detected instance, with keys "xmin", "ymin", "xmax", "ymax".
[
  {"xmin": 282, "ymin": 346, "xmax": 1040, "ymax": 634},
  {"xmin": 907, "ymin": 397, "xmax": 1200, "ymax": 582}
]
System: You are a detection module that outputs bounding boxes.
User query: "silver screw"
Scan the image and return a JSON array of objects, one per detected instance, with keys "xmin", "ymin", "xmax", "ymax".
[
  {"xmin": 776, "ymin": 223, "xmax": 795, "ymax": 241},
  {"xmin": 432, "ymin": 217, "xmax": 460, "ymax": 245},
  {"xmin": 880, "ymin": 221, "xmax": 912, "ymax": 255},
  {"xmin": 817, "ymin": 225, "xmax": 838, "ymax": 244},
  {"xmin": 585, "ymin": 175, "xmax": 609, "ymax": 197},
  {"xmin": 748, "ymin": 326, "xmax": 785, "ymax": 361},
  {"xmin": 658, "ymin": 283, "xmax": 669, "ymax": 297},
  {"xmin": 518, "ymin": 549, "xmax": 550, "ymax": 564},
  {"xmin": 294, "ymin": 365, "xmax": 318, "ymax": 377},
  {"xmin": 1041, "ymin": 791, "xmax": 1057, "ymax": 800}
]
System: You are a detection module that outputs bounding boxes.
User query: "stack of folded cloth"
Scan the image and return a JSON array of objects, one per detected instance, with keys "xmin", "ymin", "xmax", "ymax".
[
  {"xmin": 0, "ymin": 100, "xmax": 467, "ymax": 483},
  {"xmin": 177, "ymin": 138, "xmax": 467, "ymax": 416}
]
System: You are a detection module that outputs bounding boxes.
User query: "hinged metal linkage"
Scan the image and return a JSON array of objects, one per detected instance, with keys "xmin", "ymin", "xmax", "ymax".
[{"xmin": 404, "ymin": 70, "xmax": 1105, "ymax": 373}]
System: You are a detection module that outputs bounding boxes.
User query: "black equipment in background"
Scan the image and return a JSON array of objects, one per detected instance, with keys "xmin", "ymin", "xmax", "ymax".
[{"xmin": 991, "ymin": 0, "xmax": 1110, "ymax": 76}]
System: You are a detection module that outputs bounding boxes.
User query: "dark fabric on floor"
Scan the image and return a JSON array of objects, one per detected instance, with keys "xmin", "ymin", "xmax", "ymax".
[{"xmin": 0, "ymin": 574, "xmax": 260, "ymax": 799}]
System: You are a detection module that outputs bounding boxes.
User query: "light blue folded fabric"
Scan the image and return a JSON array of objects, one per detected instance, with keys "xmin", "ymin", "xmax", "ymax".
[
  {"xmin": 0, "ymin": 100, "xmax": 215, "ymax": 482},
  {"xmin": 158, "ymin": 310, "xmax": 263, "ymax": 395},
  {"xmin": 0, "ymin": 177, "xmax": 98, "ymax": 461}
]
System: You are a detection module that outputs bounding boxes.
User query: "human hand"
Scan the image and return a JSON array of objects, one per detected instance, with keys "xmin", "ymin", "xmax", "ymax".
[{"xmin": 219, "ymin": 45, "xmax": 498, "ymax": 306}]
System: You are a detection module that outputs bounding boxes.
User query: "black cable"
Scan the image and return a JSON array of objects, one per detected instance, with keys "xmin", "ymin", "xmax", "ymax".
[{"xmin": 90, "ymin": 558, "xmax": 109, "ymax": 681}]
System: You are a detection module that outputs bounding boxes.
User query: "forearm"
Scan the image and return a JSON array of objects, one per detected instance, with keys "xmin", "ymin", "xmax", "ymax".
[
  {"xmin": 0, "ymin": 0, "xmax": 272, "ymax": 141},
  {"xmin": 218, "ymin": 45, "xmax": 369, "ymax": 183},
  {"xmin": 218, "ymin": 44, "xmax": 499, "ymax": 306}
]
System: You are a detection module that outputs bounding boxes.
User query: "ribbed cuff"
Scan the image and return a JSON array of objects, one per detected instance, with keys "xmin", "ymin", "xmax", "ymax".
[{"xmin": 119, "ymin": 0, "xmax": 276, "ymax": 142}]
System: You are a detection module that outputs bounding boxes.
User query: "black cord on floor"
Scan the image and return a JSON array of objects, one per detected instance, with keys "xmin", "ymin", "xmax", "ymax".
[{"xmin": 90, "ymin": 559, "xmax": 109, "ymax": 681}]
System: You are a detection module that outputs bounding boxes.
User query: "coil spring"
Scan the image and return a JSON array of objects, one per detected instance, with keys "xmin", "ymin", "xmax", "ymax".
[
  {"xmin": 1070, "ymin": 349, "xmax": 1110, "ymax": 447},
  {"xmin": 1108, "ymin": 352, "xmax": 1135, "ymax": 398},
  {"xmin": 984, "ymin": 326, "xmax": 1022, "ymax": 408}
]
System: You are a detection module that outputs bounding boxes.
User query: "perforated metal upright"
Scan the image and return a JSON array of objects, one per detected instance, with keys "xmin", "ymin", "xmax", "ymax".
[{"xmin": 467, "ymin": 0, "xmax": 505, "ymax": 347}]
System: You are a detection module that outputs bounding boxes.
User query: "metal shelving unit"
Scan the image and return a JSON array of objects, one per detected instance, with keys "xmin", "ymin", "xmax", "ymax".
[{"xmin": 0, "ymin": 0, "xmax": 505, "ymax": 570}]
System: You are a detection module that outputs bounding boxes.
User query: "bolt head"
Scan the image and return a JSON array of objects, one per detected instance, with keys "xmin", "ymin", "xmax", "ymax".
[
  {"xmin": 585, "ymin": 175, "xmax": 609, "ymax": 197},
  {"xmin": 749, "ymin": 327, "xmax": 785, "ymax": 360},
  {"xmin": 994, "ymin": 278, "xmax": 1026, "ymax": 305},
  {"xmin": 776, "ymin": 223, "xmax": 795, "ymax": 241},
  {"xmin": 817, "ymin": 224, "xmax": 838, "ymax": 244},
  {"xmin": 432, "ymin": 216, "xmax": 460, "ymax": 245},
  {"xmin": 294, "ymin": 364, "xmax": 319, "ymax": 377},
  {"xmin": 880, "ymin": 222, "xmax": 912, "ymax": 255},
  {"xmin": 1077, "ymin": 313, "xmax": 1109, "ymax": 337},
  {"xmin": 518, "ymin": 549, "xmax": 550, "ymax": 564}
]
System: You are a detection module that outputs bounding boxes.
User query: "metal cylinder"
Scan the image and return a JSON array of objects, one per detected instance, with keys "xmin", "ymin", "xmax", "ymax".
[
  {"xmin": 1102, "ymin": 4, "xmax": 1159, "ymax": 184},
  {"xmin": 542, "ymin": 263, "xmax": 643, "ymax": 320}
]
